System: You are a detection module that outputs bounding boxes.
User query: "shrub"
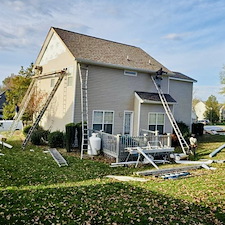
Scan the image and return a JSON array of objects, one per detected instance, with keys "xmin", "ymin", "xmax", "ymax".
[
  {"xmin": 192, "ymin": 123, "xmax": 204, "ymax": 136},
  {"xmin": 23, "ymin": 125, "xmax": 32, "ymax": 135},
  {"xmin": 30, "ymin": 130, "xmax": 50, "ymax": 145},
  {"xmin": 175, "ymin": 121, "xmax": 190, "ymax": 139},
  {"xmin": 48, "ymin": 131, "xmax": 64, "ymax": 148},
  {"xmin": 65, "ymin": 123, "xmax": 76, "ymax": 152}
]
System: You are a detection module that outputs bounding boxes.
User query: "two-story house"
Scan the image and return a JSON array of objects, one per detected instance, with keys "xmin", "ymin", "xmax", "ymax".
[{"xmin": 33, "ymin": 27, "xmax": 196, "ymax": 136}]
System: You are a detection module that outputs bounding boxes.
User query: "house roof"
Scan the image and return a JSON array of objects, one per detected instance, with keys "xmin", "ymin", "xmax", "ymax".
[
  {"xmin": 53, "ymin": 27, "xmax": 171, "ymax": 73},
  {"xmin": 171, "ymin": 72, "xmax": 197, "ymax": 82},
  {"xmin": 135, "ymin": 91, "xmax": 176, "ymax": 103}
]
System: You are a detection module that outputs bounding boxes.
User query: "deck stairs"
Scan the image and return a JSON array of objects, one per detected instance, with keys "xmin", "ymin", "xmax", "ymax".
[{"xmin": 151, "ymin": 75, "xmax": 189, "ymax": 154}]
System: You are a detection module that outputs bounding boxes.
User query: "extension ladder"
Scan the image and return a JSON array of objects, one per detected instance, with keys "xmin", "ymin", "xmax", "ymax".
[
  {"xmin": 151, "ymin": 76, "xmax": 189, "ymax": 154},
  {"xmin": 78, "ymin": 64, "xmax": 90, "ymax": 159},
  {"xmin": 22, "ymin": 70, "xmax": 66, "ymax": 149},
  {"xmin": 8, "ymin": 79, "xmax": 36, "ymax": 137}
]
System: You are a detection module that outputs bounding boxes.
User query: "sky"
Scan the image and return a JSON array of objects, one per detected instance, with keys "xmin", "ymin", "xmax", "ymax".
[{"xmin": 1, "ymin": 0, "xmax": 225, "ymax": 102}]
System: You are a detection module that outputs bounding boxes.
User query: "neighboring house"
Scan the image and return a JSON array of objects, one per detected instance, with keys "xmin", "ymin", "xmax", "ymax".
[
  {"xmin": 194, "ymin": 101, "xmax": 206, "ymax": 121},
  {"xmin": 0, "ymin": 91, "xmax": 6, "ymax": 120},
  {"xmin": 33, "ymin": 27, "xmax": 196, "ymax": 136}
]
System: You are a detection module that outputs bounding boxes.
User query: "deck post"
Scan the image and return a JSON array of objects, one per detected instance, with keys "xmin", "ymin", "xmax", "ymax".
[
  {"xmin": 167, "ymin": 133, "xmax": 171, "ymax": 147},
  {"xmin": 116, "ymin": 134, "xmax": 121, "ymax": 163}
]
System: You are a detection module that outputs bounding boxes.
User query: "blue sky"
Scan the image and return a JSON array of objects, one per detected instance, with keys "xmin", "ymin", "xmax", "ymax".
[{"xmin": 1, "ymin": 0, "xmax": 225, "ymax": 102}]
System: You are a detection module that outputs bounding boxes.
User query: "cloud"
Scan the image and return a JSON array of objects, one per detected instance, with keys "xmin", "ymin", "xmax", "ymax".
[{"xmin": 162, "ymin": 33, "xmax": 191, "ymax": 41}]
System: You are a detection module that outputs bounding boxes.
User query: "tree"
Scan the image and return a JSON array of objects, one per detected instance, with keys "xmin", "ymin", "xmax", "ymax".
[
  {"xmin": 220, "ymin": 65, "xmax": 225, "ymax": 95},
  {"xmin": 2, "ymin": 64, "xmax": 34, "ymax": 119},
  {"xmin": 204, "ymin": 95, "xmax": 220, "ymax": 123}
]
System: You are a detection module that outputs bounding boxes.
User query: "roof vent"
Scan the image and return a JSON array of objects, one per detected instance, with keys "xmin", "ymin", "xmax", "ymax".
[
  {"xmin": 148, "ymin": 59, "xmax": 151, "ymax": 65},
  {"xmin": 127, "ymin": 55, "xmax": 130, "ymax": 61}
]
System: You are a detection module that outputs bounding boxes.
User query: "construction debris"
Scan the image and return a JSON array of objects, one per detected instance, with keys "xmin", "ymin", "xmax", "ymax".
[
  {"xmin": 49, "ymin": 148, "xmax": 68, "ymax": 167},
  {"xmin": 0, "ymin": 140, "xmax": 13, "ymax": 149},
  {"xmin": 160, "ymin": 171, "xmax": 190, "ymax": 179},
  {"xmin": 135, "ymin": 165, "xmax": 202, "ymax": 176},
  {"xmin": 106, "ymin": 175, "xmax": 148, "ymax": 182},
  {"xmin": 209, "ymin": 143, "xmax": 225, "ymax": 157}
]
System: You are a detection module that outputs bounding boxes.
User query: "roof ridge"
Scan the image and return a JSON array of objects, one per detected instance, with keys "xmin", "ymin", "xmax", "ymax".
[{"xmin": 52, "ymin": 27, "xmax": 140, "ymax": 49}]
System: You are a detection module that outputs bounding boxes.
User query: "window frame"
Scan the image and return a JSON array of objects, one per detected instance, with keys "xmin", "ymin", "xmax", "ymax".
[
  {"xmin": 148, "ymin": 112, "xmax": 165, "ymax": 134},
  {"xmin": 124, "ymin": 70, "xmax": 137, "ymax": 77},
  {"xmin": 92, "ymin": 110, "xmax": 114, "ymax": 134},
  {"xmin": 123, "ymin": 111, "xmax": 134, "ymax": 136}
]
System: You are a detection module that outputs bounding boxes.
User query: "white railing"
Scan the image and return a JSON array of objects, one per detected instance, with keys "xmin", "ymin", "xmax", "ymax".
[{"xmin": 97, "ymin": 129, "xmax": 172, "ymax": 162}]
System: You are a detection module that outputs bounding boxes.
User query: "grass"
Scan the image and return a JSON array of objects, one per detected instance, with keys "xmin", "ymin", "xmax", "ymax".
[{"xmin": 0, "ymin": 132, "xmax": 225, "ymax": 224}]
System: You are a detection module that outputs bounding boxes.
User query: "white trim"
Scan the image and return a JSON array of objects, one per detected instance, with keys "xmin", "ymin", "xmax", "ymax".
[
  {"xmin": 142, "ymin": 100, "xmax": 177, "ymax": 105},
  {"xmin": 76, "ymin": 57, "xmax": 175, "ymax": 76},
  {"xmin": 123, "ymin": 111, "xmax": 134, "ymax": 136},
  {"xmin": 92, "ymin": 110, "xmax": 115, "ymax": 134},
  {"xmin": 137, "ymin": 101, "xmax": 141, "ymax": 136},
  {"xmin": 124, "ymin": 70, "xmax": 137, "ymax": 76},
  {"xmin": 134, "ymin": 92, "xmax": 144, "ymax": 103},
  {"xmin": 72, "ymin": 62, "xmax": 77, "ymax": 123},
  {"xmin": 169, "ymin": 77, "xmax": 196, "ymax": 83}
]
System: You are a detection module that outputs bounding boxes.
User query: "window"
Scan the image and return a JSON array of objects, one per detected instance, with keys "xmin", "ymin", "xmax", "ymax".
[
  {"xmin": 124, "ymin": 70, "xmax": 137, "ymax": 76},
  {"xmin": 148, "ymin": 113, "xmax": 165, "ymax": 134},
  {"xmin": 93, "ymin": 111, "xmax": 114, "ymax": 134}
]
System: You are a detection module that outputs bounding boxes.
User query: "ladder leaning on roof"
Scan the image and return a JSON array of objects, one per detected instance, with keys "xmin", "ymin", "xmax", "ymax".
[
  {"xmin": 8, "ymin": 78, "xmax": 37, "ymax": 137},
  {"xmin": 78, "ymin": 64, "xmax": 90, "ymax": 159},
  {"xmin": 22, "ymin": 69, "xmax": 67, "ymax": 149},
  {"xmin": 151, "ymin": 74, "xmax": 189, "ymax": 154}
]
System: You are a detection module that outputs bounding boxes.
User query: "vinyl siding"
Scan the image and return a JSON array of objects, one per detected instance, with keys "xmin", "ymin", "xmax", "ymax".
[
  {"xmin": 74, "ymin": 65, "xmax": 162, "ymax": 134},
  {"xmin": 169, "ymin": 79, "xmax": 193, "ymax": 129},
  {"xmin": 140, "ymin": 103, "xmax": 173, "ymax": 133}
]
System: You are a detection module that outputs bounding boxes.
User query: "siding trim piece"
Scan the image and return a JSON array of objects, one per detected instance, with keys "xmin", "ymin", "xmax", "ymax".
[
  {"xmin": 134, "ymin": 93, "xmax": 142, "ymax": 135},
  {"xmin": 169, "ymin": 77, "xmax": 195, "ymax": 83}
]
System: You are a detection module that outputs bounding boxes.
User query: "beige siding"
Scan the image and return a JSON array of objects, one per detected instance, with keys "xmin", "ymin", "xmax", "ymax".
[
  {"xmin": 74, "ymin": 65, "xmax": 161, "ymax": 134},
  {"xmin": 36, "ymin": 49, "xmax": 76, "ymax": 131},
  {"xmin": 169, "ymin": 79, "xmax": 193, "ymax": 129}
]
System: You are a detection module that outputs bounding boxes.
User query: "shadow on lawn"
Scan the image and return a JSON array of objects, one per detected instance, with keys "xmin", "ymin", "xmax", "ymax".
[{"xmin": 0, "ymin": 182, "xmax": 224, "ymax": 225}]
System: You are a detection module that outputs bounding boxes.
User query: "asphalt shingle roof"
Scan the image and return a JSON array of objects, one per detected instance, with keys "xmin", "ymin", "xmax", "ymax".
[
  {"xmin": 136, "ymin": 91, "xmax": 176, "ymax": 103},
  {"xmin": 53, "ymin": 27, "xmax": 170, "ymax": 73}
]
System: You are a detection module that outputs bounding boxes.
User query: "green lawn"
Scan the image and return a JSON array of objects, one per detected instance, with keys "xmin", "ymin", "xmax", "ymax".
[{"xmin": 0, "ymin": 133, "xmax": 224, "ymax": 224}]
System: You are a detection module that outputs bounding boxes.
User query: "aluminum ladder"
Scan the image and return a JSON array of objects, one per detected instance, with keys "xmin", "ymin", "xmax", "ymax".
[
  {"xmin": 22, "ymin": 70, "xmax": 66, "ymax": 149},
  {"xmin": 78, "ymin": 64, "xmax": 90, "ymax": 159},
  {"xmin": 8, "ymin": 78, "xmax": 36, "ymax": 137},
  {"xmin": 151, "ymin": 76, "xmax": 189, "ymax": 154},
  {"xmin": 49, "ymin": 148, "xmax": 68, "ymax": 167}
]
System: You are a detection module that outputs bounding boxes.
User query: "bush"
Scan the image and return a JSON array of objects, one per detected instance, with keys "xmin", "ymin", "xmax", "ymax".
[
  {"xmin": 192, "ymin": 123, "xmax": 204, "ymax": 136},
  {"xmin": 175, "ymin": 121, "xmax": 190, "ymax": 139},
  {"xmin": 23, "ymin": 125, "xmax": 32, "ymax": 135},
  {"xmin": 65, "ymin": 123, "xmax": 76, "ymax": 152},
  {"xmin": 30, "ymin": 130, "xmax": 50, "ymax": 145},
  {"xmin": 48, "ymin": 131, "xmax": 64, "ymax": 148}
]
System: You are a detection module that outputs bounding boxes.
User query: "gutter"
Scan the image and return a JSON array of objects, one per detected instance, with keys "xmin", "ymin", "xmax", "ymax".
[{"xmin": 75, "ymin": 57, "xmax": 176, "ymax": 76}]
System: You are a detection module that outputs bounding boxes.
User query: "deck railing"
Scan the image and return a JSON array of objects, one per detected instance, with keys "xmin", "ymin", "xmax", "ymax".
[{"xmin": 97, "ymin": 129, "xmax": 172, "ymax": 162}]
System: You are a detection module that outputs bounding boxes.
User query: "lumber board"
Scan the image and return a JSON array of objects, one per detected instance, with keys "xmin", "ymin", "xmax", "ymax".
[{"xmin": 209, "ymin": 143, "xmax": 225, "ymax": 157}]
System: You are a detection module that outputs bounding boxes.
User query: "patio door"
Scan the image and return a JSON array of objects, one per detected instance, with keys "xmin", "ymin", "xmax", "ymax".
[{"xmin": 123, "ymin": 111, "xmax": 133, "ymax": 136}]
